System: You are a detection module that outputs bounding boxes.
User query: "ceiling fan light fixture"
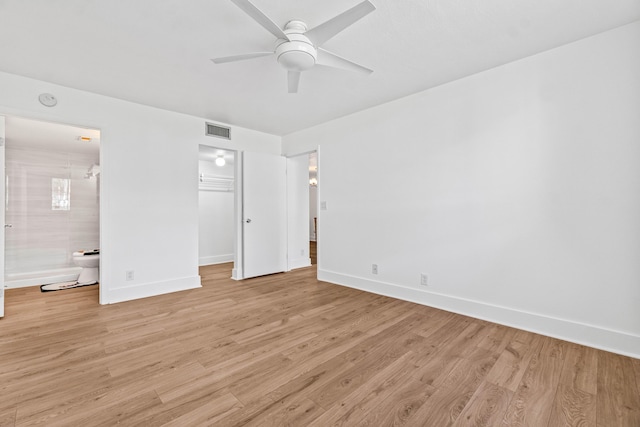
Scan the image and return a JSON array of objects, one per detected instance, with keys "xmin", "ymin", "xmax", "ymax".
[
  {"xmin": 277, "ymin": 49, "xmax": 316, "ymax": 71},
  {"xmin": 275, "ymin": 28, "xmax": 317, "ymax": 71},
  {"xmin": 213, "ymin": 0, "xmax": 376, "ymax": 93}
]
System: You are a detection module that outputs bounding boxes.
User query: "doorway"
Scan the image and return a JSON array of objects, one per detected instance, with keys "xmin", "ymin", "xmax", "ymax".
[
  {"xmin": 3, "ymin": 116, "xmax": 101, "ymax": 294},
  {"xmin": 198, "ymin": 145, "xmax": 235, "ymax": 268},
  {"xmin": 309, "ymin": 152, "xmax": 318, "ymax": 265}
]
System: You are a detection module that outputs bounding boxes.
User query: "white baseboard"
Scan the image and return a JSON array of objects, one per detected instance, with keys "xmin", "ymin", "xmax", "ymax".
[
  {"xmin": 288, "ymin": 257, "xmax": 312, "ymax": 271},
  {"xmin": 5, "ymin": 267, "xmax": 83, "ymax": 289},
  {"xmin": 199, "ymin": 254, "xmax": 234, "ymax": 266},
  {"xmin": 318, "ymin": 269, "xmax": 640, "ymax": 359},
  {"xmin": 5, "ymin": 273, "xmax": 81, "ymax": 289},
  {"xmin": 104, "ymin": 275, "xmax": 201, "ymax": 304}
]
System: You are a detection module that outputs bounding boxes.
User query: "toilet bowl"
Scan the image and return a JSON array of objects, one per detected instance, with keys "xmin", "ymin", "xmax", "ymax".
[{"xmin": 72, "ymin": 250, "xmax": 100, "ymax": 285}]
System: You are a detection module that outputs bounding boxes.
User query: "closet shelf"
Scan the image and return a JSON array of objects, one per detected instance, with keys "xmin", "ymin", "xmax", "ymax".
[{"xmin": 199, "ymin": 173, "xmax": 234, "ymax": 192}]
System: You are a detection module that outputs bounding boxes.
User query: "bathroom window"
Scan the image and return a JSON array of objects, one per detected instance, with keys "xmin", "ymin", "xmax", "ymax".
[{"xmin": 51, "ymin": 178, "xmax": 71, "ymax": 211}]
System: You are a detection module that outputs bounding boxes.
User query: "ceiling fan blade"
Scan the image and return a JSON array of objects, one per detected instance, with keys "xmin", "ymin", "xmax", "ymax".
[
  {"xmin": 305, "ymin": 0, "xmax": 375, "ymax": 46},
  {"xmin": 211, "ymin": 52, "xmax": 273, "ymax": 64},
  {"xmin": 230, "ymin": 0, "xmax": 289, "ymax": 41},
  {"xmin": 288, "ymin": 71, "xmax": 301, "ymax": 93},
  {"xmin": 316, "ymin": 48, "xmax": 373, "ymax": 74}
]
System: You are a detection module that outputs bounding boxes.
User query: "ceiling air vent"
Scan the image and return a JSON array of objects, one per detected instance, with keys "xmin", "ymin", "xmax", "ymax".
[{"xmin": 205, "ymin": 122, "xmax": 231, "ymax": 140}]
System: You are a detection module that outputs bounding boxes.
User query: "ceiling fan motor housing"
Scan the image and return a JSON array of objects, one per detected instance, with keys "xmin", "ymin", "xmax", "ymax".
[{"xmin": 275, "ymin": 20, "xmax": 317, "ymax": 71}]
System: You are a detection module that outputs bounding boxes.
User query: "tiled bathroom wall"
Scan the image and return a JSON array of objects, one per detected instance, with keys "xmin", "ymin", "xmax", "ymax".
[{"xmin": 4, "ymin": 147, "xmax": 99, "ymax": 275}]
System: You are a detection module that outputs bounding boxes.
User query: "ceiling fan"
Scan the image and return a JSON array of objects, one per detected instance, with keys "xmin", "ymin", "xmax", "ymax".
[{"xmin": 212, "ymin": 0, "xmax": 376, "ymax": 93}]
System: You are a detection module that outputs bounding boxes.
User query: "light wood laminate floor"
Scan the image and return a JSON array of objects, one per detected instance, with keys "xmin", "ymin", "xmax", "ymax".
[
  {"xmin": 310, "ymin": 241, "xmax": 317, "ymax": 265},
  {"xmin": 1, "ymin": 263, "xmax": 639, "ymax": 426}
]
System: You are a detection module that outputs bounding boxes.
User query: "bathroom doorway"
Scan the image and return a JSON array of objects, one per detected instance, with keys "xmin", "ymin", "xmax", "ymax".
[
  {"xmin": 198, "ymin": 145, "xmax": 235, "ymax": 269},
  {"xmin": 309, "ymin": 152, "xmax": 318, "ymax": 265},
  {"xmin": 3, "ymin": 116, "xmax": 101, "ymax": 292}
]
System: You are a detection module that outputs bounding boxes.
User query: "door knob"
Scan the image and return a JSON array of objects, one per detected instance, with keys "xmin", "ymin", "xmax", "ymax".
[{"xmin": 245, "ymin": 218, "xmax": 252, "ymax": 223}]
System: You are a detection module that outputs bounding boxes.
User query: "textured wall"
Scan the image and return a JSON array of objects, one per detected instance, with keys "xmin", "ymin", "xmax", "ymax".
[{"xmin": 5, "ymin": 147, "xmax": 99, "ymax": 275}]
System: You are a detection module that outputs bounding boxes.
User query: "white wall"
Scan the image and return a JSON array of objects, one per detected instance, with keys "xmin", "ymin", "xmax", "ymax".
[
  {"xmin": 198, "ymin": 158, "xmax": 234, "ymax": 266},
  {"xmin": 0, "ymin": 70, "xmax": 280, "ymax": 304},
  {"xmin": 283, "ymin": 21, "xmax": 640, "ymax": 358}
]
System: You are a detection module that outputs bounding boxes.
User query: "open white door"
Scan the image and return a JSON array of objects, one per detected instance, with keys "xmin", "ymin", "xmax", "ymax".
[
  {"xmin": 242, "ymin": 151, "xmax": 286, "ymax": 279},
  {"xmin": 0, "ymin": 116, "xmax": 5, "ymax": 317}
]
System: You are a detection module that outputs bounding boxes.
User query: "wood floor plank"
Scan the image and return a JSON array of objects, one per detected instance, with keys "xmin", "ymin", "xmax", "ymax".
[
  {"xmin": 559, "ymin": 343, "xmax": 598, "ymax": 395},
  {"xmin": 128, "ymin": 389, "xmax": 242, "ymax": 427},
  {"xmin": 215, "ymin": 357, "xmax": 355, "ymax": 426},
  {"xmin": 306, "ymin": 314, "xmax": 434, "ymax": 410},
  {"xmin": 452, "ymin": 380, "xmax": 513, "ymax": 427},
  {"xmin": 1, "ymin": 263, "xmax": 638, "ymax": 426},
  {"xmin": 0, "ymin": 407, "xmax": 16, "ymax": 427},
  {"xmin": 242, "ymin": 397, "xmax": 325, "ymax": 427},
  {"xmin": 485, "ymin": 333, "xmax": 542, "ymax": 392},
  {"xmin": 501, "ymin": 337, "xmax": 567, "ymax": 426},
  {"xmin": 404, "ymin": 347, "xmax": 499, "ymax": 426},
  {"xmin": 547, "ymin": 384, "xmax": 595, "ymax": 427},
  {"xmin": 307, "ymin": 350, "xmax": 422, "ymax": 426},
  {"xmin": 41, "ymin": 391, "xmax": 163, "ymax": 427},
  {"xmin": 356, "ymin": 376, "xmax": 435, "ymax": 426},
  {"xmin": 2, "ymin": 366, "xmax": 111, "ymax": 419},
  {"xmin": 596, "ymin": 351, "xmax": 640, "ymax": 427},
  {"xmin": 306, "ymin": 337, "xmax": 412, "ymax": 410},
  {"xmin": 476, "ymin": 323, "xmax": 517, "ymax": 354}
]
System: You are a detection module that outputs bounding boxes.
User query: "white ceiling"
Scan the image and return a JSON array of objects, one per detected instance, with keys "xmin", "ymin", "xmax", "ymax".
[
  {"xmin": 0, "ymin": 1, "xmax": 638, "ymax": 136},
  {"xmin": 5, "ymin": 116, "xmax": 101, "ymax": 157}
]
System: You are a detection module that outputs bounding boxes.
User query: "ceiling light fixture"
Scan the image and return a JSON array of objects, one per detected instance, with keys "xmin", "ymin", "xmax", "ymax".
[
  {"xmin": 78, "ymin": 136, "xmax": 92, "ymax": 142},
  {"xmin": 309, "ymin": 177, "xmax": 318, "ymax": 186},
  {"xmin": 215, "ymin": 155, "xmax": 226, "ymax": 167},
  {"xmin": 38, "ymin": 93, "xmax": 57, "ymax": 107}
]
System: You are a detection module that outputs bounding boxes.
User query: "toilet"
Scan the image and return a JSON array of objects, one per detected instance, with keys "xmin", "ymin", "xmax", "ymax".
[{"xmin": 72, "ymin": 249, "xmax": 100, "ymax": 285}]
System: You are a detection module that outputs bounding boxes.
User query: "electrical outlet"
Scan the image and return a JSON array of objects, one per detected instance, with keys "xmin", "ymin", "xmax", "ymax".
[
  {"xmin": 300, "ymin": 249, "xmax": 305, "ymax": 256},
  {"xmin": 372, "ymin": 264, "xmax": 378, "ymax": 275},
  {"xmin": 320, "ymin": 201, "xmax": 328, "ymax": 210},
  {"xmin": 126, "ymin": 270, "xmax": 135, "ymax": 281},
  {"xmin": 420, "ymin": 273, "xmax": 428, "ymax": 286}
]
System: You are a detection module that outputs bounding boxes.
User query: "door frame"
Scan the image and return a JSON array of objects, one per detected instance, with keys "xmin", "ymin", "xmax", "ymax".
[
  {"xmin": 285, "ymin": 151, "xmax": 318, "ymax": 271},
  {"xmin": 0, "ymin": 116, "xmax": 5, "ymax": 317},
  {"xmin": 198, "ymin": 147, "xmax": 319, "ymax": 281},
  {"xmin": 0, "ymin": 113, "xmax": 105, "ymax": 305},
  {"xmin": 232, "ymin": 149, "xmax": 244, "ymax": 279},
  {"xmin": 196, "ymin": 144, "xmax": 238, "ymax": 277},
  {"xmin": 195, "ymin": 143, "xmax": 245, "ymax": 281}
]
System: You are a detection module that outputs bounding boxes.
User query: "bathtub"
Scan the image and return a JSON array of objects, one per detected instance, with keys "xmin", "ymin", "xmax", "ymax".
[{"xmin": 4, "ymin": 267, "xmax": 82, "ymax": 289}]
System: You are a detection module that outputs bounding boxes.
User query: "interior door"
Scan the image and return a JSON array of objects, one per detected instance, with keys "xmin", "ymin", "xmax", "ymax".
[
  {"xmin": 242, "ymin": 151, "xmax": 286, "ymax": 279},
  {"xmin": 0, "ymin": 116, "xmax": 5, "ymax": 317}
]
